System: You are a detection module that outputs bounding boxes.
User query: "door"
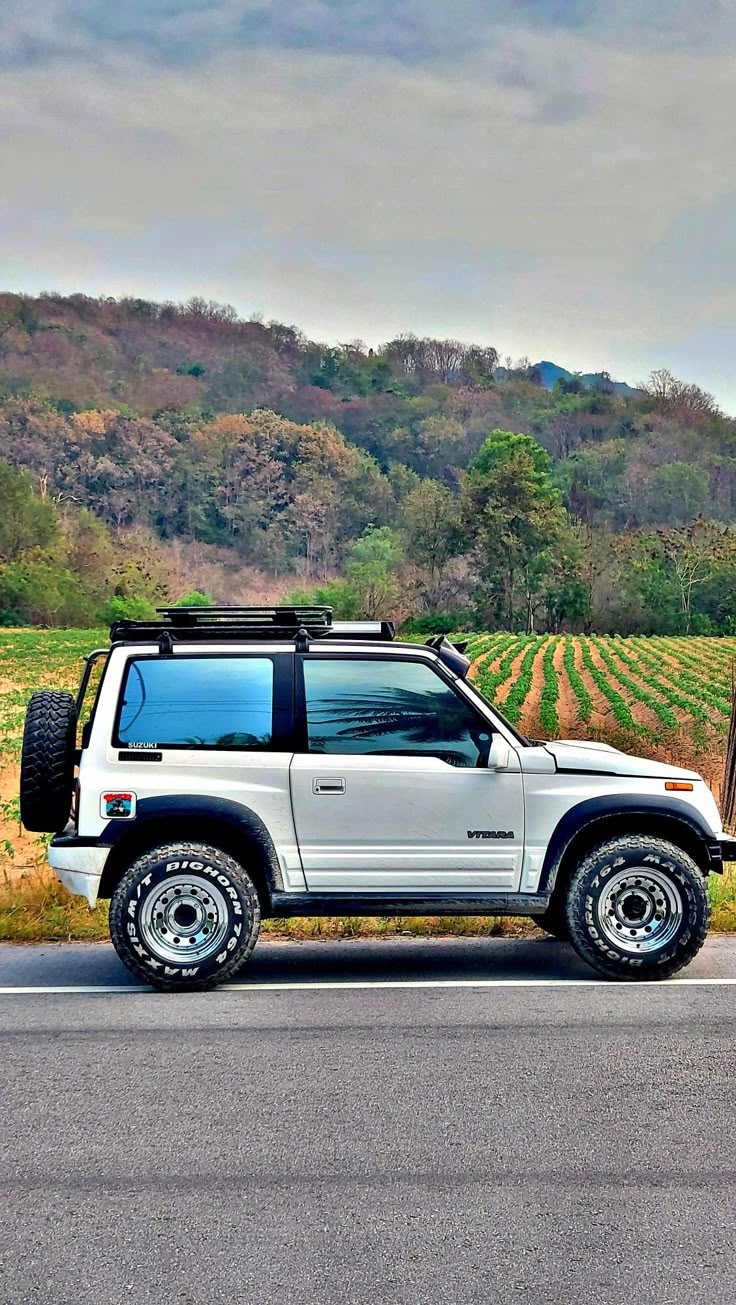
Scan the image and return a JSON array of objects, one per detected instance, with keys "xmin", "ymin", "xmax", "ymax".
[{"xmin": 289, "ymin": 656, "xmax": 524, "ymax": 892}]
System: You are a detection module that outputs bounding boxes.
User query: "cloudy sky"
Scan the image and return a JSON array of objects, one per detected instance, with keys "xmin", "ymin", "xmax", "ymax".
[{"xmin": 1, "ymin": 2, "xmax": 735, "ymax": 407}]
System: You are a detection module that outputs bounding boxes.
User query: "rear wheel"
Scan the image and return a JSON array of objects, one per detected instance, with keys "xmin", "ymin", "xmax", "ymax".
[
  {"xmin": 20, "ymin": 690, "xmax": 77, "ymax": 832},
  {"xmin": 565, "ymin": 835, "xmax": 709, "ymax": 980},
  {"xmin": 109, "ymin": 841, "xmax": 261, "ymax": 991}
]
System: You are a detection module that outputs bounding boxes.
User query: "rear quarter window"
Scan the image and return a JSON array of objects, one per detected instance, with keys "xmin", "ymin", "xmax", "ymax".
[{"xmin": 115, "ymin": 656, "xmax": 274, "ymax": 750}]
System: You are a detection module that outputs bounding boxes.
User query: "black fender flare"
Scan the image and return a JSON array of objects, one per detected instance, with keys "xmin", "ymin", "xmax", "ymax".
[
  {"xmin": 538, "ymin": 794, "xmax": 722, "ymax": 894},
  {"xmin": 97, "ymin": 795, "xmax": 284, "ymax": 900}
]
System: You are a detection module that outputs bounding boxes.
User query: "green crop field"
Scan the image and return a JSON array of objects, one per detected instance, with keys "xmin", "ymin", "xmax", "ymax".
[
  {"xmin": 463, "ymin": 632, "xmax": 733, "ymax": 787},
  {"xmin": 1, "ymin": 628, "xmax": 735, "ymax": 938}
]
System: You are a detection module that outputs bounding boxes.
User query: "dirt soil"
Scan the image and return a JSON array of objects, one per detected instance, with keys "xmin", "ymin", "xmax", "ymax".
[
  {"xmin": 551, "ymin": 637, "xmax": 581, "ymax": 737},
  {"xmin": 494, "ymin": 642, "xmax": 531, "ymax": 707},
  {"xmin": 573, "ymin": 639, "xmax": 614, "ymax": 731},
  {"xmin": 468, "ymin": 640, "xmax": 511, "ymax": 681},
  {"xmin": 646, "ymin": 641, "xmax": 731, "ymax": 699},
  {"xmin": 0, "ymin": 764, "xmax": 44, "ymax": 882},
  {"xmin": 468, "ymin": 648, "xmax": 494, "ymax": 679},
  {"xmin": 582, "ymin": 639, "xmax": 669, "ymax": 735},
  {"xmin": 517, "ymin": 635, "xmax": 553, "ymax": 736}
]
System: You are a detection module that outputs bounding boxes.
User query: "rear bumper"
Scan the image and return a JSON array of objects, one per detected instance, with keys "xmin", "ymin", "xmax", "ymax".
[{"xmin": 48, "ymin": 833, "xmax": 110, "ymax": 907}]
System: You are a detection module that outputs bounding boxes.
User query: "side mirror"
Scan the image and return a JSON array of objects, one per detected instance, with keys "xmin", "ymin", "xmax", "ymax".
[{"xmin": 487, "ymin": 734, "xmax": 511, "ymax": 771}]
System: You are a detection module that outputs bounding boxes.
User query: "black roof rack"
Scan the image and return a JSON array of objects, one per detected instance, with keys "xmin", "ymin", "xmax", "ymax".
[
  {"xmin": 110, "ymin": 605, "xmax": 396, "ymax": 646},
  {"xmin": 158, "ymin": 605, "xmax": 331, "ymax": 627}
]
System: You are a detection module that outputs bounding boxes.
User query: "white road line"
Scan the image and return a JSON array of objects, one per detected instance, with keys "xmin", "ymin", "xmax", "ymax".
[
  {"xmin": 227, "ymin": 976, "xmax": 736, "ymax": 989},
  {"xmin": 0, "ymin": 985, "xmax": 149, "ymax": 994},
  {"xmin": 0, "ymin": 976, "xmax": 735, "ymax": 994}
]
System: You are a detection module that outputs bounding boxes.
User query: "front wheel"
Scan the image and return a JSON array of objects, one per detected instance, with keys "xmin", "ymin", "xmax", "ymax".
[
  {"xmin": 109, "ymin": 842, "xmax": 261, "ymax": 991},
  {"xmin": 565, "ymin": 836, "xmax": 709, "ymax": 980}
]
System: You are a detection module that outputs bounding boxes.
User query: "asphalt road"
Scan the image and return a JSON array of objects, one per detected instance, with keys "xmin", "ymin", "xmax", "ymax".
[{"xmin": 2, "ymin": 936, "xmax": 736, "ymax": 1304}]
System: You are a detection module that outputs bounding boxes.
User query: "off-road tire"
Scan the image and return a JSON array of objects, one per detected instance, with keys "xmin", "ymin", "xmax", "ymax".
[
  {"xmin": 109, "ymin": 841, "xmax": 261, "ymax": 991},
  {"xmin": 533, "ymin": 905, "xmax": 570, "ymax": 941},
  {"xmin": 565, "ymin": 835, "xmax": 709, "ymax": 980},
  {"xmin": 20, "ymin": 690, "xmax": 77, "ymax": 833}
]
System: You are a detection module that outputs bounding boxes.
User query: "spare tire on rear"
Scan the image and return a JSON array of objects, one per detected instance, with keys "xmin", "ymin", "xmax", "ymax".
[{"xmin": 20, "ymin": 691, "xmax": 78, "ymax": 833}]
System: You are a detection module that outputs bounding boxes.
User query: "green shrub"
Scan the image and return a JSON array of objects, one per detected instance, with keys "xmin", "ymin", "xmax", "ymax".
[
  {"xmin": 402, "ymin": 610, "xmax": 477, "ymax": 635},
  {"xmin": 98, "ymin": 595, "xmax": 156, "ymax": 623},
  {"xmin": 0, "ymin": 558, "xmax": 94, "ymax": 627},
  {"xmin": 173, "ymin": 590, "xmax": 212, "ymax": 607}
]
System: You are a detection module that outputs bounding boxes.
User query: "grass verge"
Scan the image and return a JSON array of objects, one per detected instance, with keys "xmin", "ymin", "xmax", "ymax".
[{"xmin": 2, "ymin": 865, "xmax": 736, "ymax": 943}]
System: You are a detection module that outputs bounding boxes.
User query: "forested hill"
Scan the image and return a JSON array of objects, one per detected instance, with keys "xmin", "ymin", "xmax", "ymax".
[{"xmin": 1, "ymin": 290, "xmax": 735, "ymax": 636}]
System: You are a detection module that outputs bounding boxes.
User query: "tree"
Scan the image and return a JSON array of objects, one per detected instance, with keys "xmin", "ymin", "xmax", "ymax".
[
  {"xmin": 287, "ymin": 578, "xmax": 362, "ymax": 620},
  {"xmin": 106, "ymin": 526, "xmax": 175, "ymax": 609},
  {"xmin": 614, "ymin": 522, "xmax": 736, "ymax": 636},
  {"xmin": 0, "ymin": 461, "xmax": 58, "ymax": 563},
  {"xmin": 657, "ymin": 520, "xmax": 735, "ymax": 634},
  {"xmin": 642, "ymin": 369, "xmax": 720, "ymax": 420},
  {"xmin": 542, "ymin": 526, "xmax": 588, "ymax": 631},
  {"xmin": 406, "ymin": 415, "xmax": 468, "ymax": 477},
  {"xmin": 288, "ymin": 527, "xmax": 404, "ymax": 620},
  {"xmin": 346, "ymin": 526, "xmax": 403, "ymax": 618},
  {"xmin": 461, "ymin": 431, "xmax": 570, "ymax": 631},
  {"xmin": 556, "ymin": 442, "xmax": 628, "ymax": 529},
  {"xmin": 206, "ymin": 412, "xmax": 289, "ymax": 558},
  {"xmin": 381, "ymin": 335, "xmax": 498, "ymax": 387},
  {"xmin": 0, "ymin": 557, "xmax": 89, "ymax": 626},
  {"xmin": 651, "ymin": 463, "xmax": 709, "ymax": 527},
  {"xmin": 5, "ymin": 291, "xmax": 736, "ymax": 637},
  {"xmin": 287, "ymin": 421, "xmax": 363, "ymax": 578},
  {"xmin": 403, "ymin": 480, "xmax": 463, "ymax": 610},
  {"xmin": 601, "ymin": 531, "xmax": 669, "ymax": 633},
  {"xmin": 63, "ymin": 508, "xmax": 115, "ymax": 607}
]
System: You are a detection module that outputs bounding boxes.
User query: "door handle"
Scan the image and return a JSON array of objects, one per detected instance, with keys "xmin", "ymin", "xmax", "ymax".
[{"xmin": 313, "ymin": 777, "xmax": 346, "ymax": 795}]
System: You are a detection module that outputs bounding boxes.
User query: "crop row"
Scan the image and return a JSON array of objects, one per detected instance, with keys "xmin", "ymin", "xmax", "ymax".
[
  {"xmin": 460, "ymin": 632, "xmax": 735, "ymax": 741},
  {"xmin": 625, "ymin": 638, "xmax": 730, "ymax": 718}
]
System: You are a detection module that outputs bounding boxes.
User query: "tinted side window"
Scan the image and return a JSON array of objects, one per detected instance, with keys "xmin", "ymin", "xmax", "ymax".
[
  {"xmin": 116, "ymin": 657, "xmax": 274, "ymax": 749},
  {"xmin": 303, "ymin": 659, "xmax": 490, "ymax": 767}
]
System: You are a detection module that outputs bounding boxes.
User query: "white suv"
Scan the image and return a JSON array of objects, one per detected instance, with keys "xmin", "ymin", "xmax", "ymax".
[{"xmin": 20, "ymin": 607, "xmax": 734, "ymax": 990}]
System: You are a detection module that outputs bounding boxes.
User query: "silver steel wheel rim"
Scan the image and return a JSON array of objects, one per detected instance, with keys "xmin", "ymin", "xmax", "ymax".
[
  {"xmin": 138, "ymin": 874, "xmax": 231, "ymax": 965},
  {"xmin": 596, "ymin": 867, "xmax": 683, "ymax": 954}
]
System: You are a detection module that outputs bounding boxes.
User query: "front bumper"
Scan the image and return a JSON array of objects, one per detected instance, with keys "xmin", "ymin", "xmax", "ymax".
[
  {"xmin": 721, "ymin": 839, "xmax": 736, "ymax": 865},
  {"xmin": 48, "ymin": 833, "xmax": 110, "ymax": 908}
]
